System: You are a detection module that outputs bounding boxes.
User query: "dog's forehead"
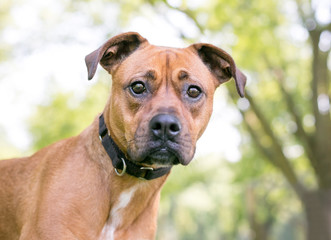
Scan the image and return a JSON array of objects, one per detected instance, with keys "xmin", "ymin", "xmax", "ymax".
[
  {"xmin": 118, "ymin": 44, "xmax": 211, "ymax": 78},
  {"xmin": 136, "ymin": 44, "xmax": 195, "ymax": 64}
]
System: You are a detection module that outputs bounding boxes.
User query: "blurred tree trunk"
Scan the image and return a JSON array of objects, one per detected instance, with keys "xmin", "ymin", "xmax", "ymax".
[
  {"xmin": 299, "ymin": 12, "xmax": 331, "ymax": 237},
  {"xmin": 302, "ymin": 190, "xmax": 331, "ymax": 240},
  {"xmin": 310, "ymin": 31, "xmax": 331, "ymax": 188}
]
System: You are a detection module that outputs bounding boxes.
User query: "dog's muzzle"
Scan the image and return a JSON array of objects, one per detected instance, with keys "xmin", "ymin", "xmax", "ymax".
[
  {"xmin": 143, "ymin": 114, "xmax": 182, "ymax": 165},
  {"xmin": 136, "ymin": 114, "xmax": 184, "ymax": 166},
  {"xmin": 128, "ymin": 113, "xmax": 195, "ymax": 167}
]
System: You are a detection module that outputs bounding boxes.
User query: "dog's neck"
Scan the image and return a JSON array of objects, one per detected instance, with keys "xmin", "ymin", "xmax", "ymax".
[
  {"xmin": 102, "ymin": 99, "xmax": 127, "ymax": 153},
  {"xmin": 81, "ymin": 117, "xmax": 169, "ymax": 239}
]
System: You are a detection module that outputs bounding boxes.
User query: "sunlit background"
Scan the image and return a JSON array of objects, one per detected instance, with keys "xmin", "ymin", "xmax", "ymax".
[{"xmin": 0, "ymin": 0, "xmax": 330, "ymax": 239}]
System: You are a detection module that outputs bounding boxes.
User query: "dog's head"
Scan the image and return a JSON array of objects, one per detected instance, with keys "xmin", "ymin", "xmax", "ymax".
[{"xmin": 85, "ymin": 32, "xmax": 246, "ymax": 168}]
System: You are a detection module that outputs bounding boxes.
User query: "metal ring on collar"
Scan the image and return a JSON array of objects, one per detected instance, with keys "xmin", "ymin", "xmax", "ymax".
[
  {"xmin": 115, "ymin": 158, "xmax": 127, "ymax": 176},
  {"xmin": 139, "ymin": 166, "xmax": 154, "ymax": 180}
]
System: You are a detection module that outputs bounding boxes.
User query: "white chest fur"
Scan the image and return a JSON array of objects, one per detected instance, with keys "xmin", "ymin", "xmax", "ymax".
[{"xmin": 99, "ymin": 186, "xmax": 137, "ymax": 240}]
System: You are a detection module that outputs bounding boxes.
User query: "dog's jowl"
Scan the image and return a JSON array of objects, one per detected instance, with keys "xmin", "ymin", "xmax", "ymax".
[{"xmin": 0, "ymin": 32, "xmax": 246, "ymax": 240}]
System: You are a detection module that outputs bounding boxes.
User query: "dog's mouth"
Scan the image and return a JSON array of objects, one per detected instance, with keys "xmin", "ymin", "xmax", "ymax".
[
  {"xmin": 141, "ymin": 147, "xmax": 180, "ymax": 167},
  {"xmin": 128, "ymin": 139, "xmax": 191, "ymax": 167}
]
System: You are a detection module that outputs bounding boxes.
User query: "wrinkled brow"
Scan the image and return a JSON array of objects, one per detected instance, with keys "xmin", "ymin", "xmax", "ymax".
[{"xmin": 142, "ymin": 70, "xmax": 157, "ymax": 81}]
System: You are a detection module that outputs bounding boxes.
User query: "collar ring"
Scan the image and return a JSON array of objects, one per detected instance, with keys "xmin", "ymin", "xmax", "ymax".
[{"xmin": 114, "ymin": 158, "xmax": 127, "ymax": 176}]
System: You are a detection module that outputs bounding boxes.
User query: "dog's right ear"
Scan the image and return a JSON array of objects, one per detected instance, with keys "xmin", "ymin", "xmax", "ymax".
[{"xmin": 85, "ymin": 32, "xmax": 148, "ymax": 80}]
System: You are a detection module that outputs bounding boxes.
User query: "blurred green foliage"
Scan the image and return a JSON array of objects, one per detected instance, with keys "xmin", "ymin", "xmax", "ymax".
[{"xmin": 29, "ymin": 78, "xmax": 110, "ymax": 151}]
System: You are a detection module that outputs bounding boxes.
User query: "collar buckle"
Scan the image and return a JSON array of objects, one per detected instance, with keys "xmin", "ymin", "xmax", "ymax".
[{"xmin": 139, "ymin": 166, "xmax": 155, "ymax": 180}]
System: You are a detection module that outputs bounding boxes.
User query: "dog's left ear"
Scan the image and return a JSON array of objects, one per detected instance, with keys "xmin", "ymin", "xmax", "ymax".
[
  {"xmin": 85, "ymin": 32, "xmax": 148, "ymax": 80},
  {"xmin": 190, "ymin": 43, "xmax": 246, "ymax": 97}
]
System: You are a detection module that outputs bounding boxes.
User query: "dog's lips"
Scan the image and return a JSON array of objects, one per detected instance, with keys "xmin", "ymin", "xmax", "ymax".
[
  {"xmin": 151, "ymin": 148, "xmax": 179, "ymax": 163},
  {"xmin": 128, "ymin": 136, "xmax": 195, "ymax": 166},
  {"xmin": 140, "ymin": 145, "xmax": 182, "ymax": 166}
]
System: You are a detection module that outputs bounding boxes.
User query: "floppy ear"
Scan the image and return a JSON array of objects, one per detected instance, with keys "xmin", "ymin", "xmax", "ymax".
[
  {"xmin": 190, "ymin": 43, "xmax": 246, "ymax": 97},
  {"xmin": 85, "ymin": 32, "xmax": 148, "ymax": 80}
]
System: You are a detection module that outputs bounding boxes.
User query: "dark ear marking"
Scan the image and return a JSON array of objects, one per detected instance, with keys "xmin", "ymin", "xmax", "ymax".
[
  {"xmin": 85, "ymin": 32, "xmax": 148, "ymax": 80},
  {"xmin": 190, "ymin": 43, "xmax": 246, "ymax": 97}
]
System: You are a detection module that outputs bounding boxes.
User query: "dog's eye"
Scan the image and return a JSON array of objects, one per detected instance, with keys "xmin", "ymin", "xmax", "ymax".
[
  {"xmin": 187, "ymin": 85, "xmax": 202, "ymax": 98},
  {"xmin": 130, "ymin": 81, "xmax": 146, "ymax": 95}
]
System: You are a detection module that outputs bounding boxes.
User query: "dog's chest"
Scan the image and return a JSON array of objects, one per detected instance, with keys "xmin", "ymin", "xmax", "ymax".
[{"xmin": 98, "ymin": 186, "xmax": 137, "ymax": 240}]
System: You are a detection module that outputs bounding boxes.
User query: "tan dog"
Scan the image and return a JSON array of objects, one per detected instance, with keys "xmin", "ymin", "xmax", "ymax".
[{"xmin": 0, "ymin": 32, "xmax": 246, "ymax": 240}]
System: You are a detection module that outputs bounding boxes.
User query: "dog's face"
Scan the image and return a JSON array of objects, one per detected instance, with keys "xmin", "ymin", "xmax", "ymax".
[
  {"xmin": 85, "ymin": 32, "xmax": 246, "ymax": 168},
  {"xmin": 109, "ymin": 45, "xmax": 218, "ymax": 167}
]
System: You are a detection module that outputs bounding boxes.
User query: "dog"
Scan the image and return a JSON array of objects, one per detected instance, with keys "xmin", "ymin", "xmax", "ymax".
[{"xmin": 0, "ymin": 32, "xmax": 246, "ymax": 240}]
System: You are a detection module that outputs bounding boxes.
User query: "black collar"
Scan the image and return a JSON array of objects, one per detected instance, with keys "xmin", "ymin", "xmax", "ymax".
[{"xmin": 98, "ymin": 114, "xmax": 172, "ymax": 180}]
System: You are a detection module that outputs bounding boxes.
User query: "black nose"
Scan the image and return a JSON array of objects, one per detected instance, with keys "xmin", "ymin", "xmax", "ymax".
[{"xmin": 149, "ymin": 114, "xmax": 181, "ymax": 140}]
